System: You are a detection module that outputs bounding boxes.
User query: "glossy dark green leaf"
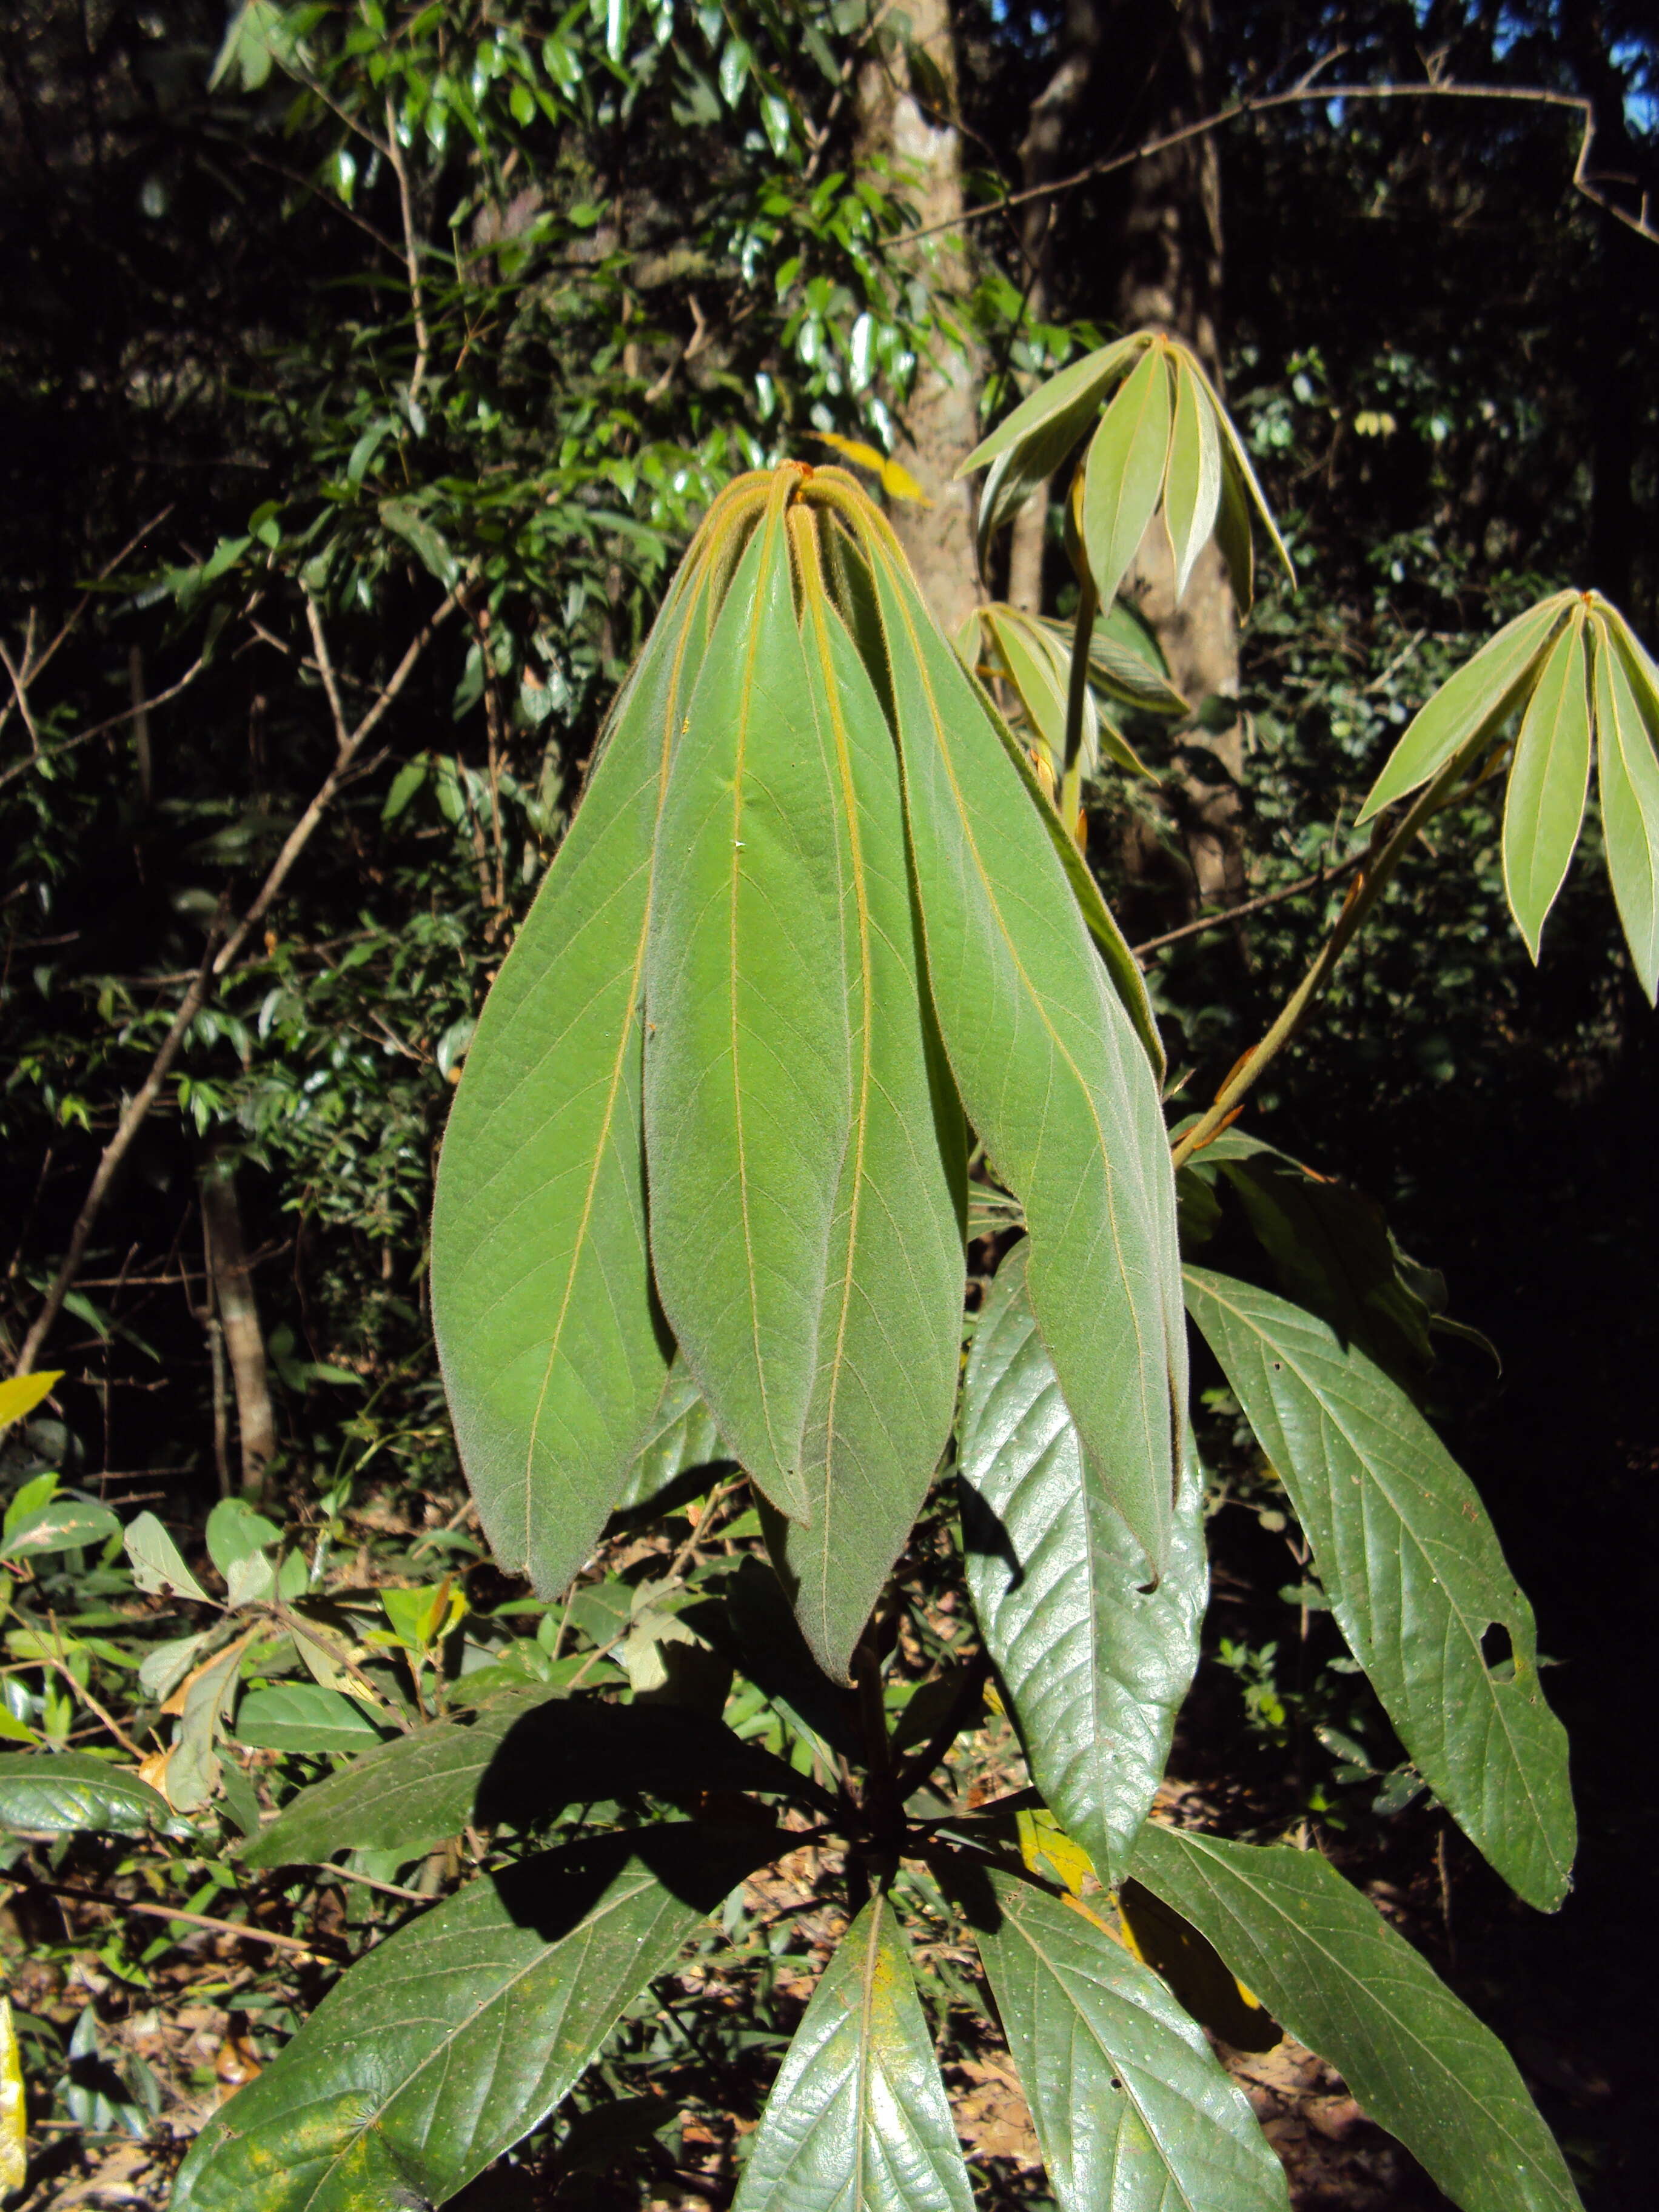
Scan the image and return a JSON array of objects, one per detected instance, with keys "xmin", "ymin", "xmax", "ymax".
[
  {"xmin": 1503, "ymin": 611, "xmax": 1592, "ymax": 960},
  {"xmin": 1593, "ymin": 612, "xmax": 1659, "ymax": 1002},
  {"xmin": 0, "ymin": 1752, "xmax": 175, "ymax": 1837},
  {"xmin": 645, "ymin": 494, "xmax": 853, "ymax": 1525},
  {"xmin": 1131, "ymin": 1822, "xmax": 1582, "ymax": 2212},
  {"xmin": 1183, "ymin": 1269, "xmax": 1574, "ymax": 1911},
  {"xmin": 858, "ymin": 523, "xmax": 1185, "ymax": 1581},
  {"xmin": 174, "ymin": 1825, "xmax": 777, "ymax": 2212},
  {"xmin": 244, "ymin": 1692, "xmax": 812, "ymax": 1868},
  {"xmin": 1220, "ymin": 1156, "xmax": 1436, "ymax": 1389},
  {"xmin": 966, "ymin": 1869, "xmax": 1289, "ymax": 2212},
  {"xmin": 1081, "ymin": 347, "xmax": 1173, "ymax": 611},
  {"xmin": 734, "ymin": 1893, "xmax": 975, "ymax": 2211},
  {"xmin": 1359, "ymin": 594, "xmax": 1571, "ymax": 822},
  {"xmin": 959, "ymin": 1241, "xmax": 1205, "ymax": 1880},
  {"xmin": 232, "ymin": 1684, "xmax": 385, "ymax": 1755},
  {"xmin": 431, "ymin": 510, "xmax": 733, "ymax": 1595},
  {"xmin": 761, "ymin": 544, "xmax": 965, "ymax": 1679},
  {"xmin": 1162, "ymin": 360, "xmax": 1223, "ymax": 603}
]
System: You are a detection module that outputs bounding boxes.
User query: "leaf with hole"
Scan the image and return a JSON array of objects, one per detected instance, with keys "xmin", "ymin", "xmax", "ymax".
[{"xmin": 1183, "ymin": 1267, "xmax": 1573, "ymax": 1909}]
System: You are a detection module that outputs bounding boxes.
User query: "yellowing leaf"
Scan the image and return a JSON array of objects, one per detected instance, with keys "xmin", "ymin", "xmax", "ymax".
[
  {"xmin": 1016, "ymin": 1806, "xmax": 1098, "ymax": 1899},
  {"xmin": 809, "ymin": 433, "xmax": 933, "ymax": 506},
  {"xmin": 1, "ymin": 1994, "xmax": 25, "ymax": 2197},
  {"xmin": 0, "ymin": 1372, "xmax": 61, "ymax": 1434}
]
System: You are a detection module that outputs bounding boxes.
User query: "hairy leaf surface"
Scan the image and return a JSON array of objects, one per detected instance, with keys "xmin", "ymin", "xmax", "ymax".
[
  {"xmin": 859, "ymin": 524, "xmax": 1185, "ymax": 1580},
  {"xmin": 1162, "ymin": 361, "xmax": 1222, "ymax": 602},
  {"xmin": 1503, "ymin": 611, "xmax": 1591, "ymax": 959},
  {"xmin": 1184, "ymin": 1269, "xmax": 1574, "ymax": 1911},
  {"xmin": 175, "ymin": 1825, "xmax": 776, "ymax": 2212},
  {"xmin": 735, "ymin": 1893, "xmax": 975, "ymax": 2212},
  {"xmin": 645, "ymin": 497, "xmax": 853, "ymax": 1523},
  {"xmin": 763, "ymin": 538, "xmax": 965, "ymax": 1678},
  {"xmin": 1359, "ymin": 594, "xmax": 1570, "ymax": 820},
  {"xmin": 1594, "ymin": 613, "xmax": 1659, "ymax": 1002},
  {"xmin": 430, "ymin": 525, "xmax": 729, "ymax": 1594},
  {"xmin": 1131, "ymin": 1823, "xmax": 1581, "ymax": 2212},
  {"xmin": 959, "ymin": 1241, "xmax": 1205, "ymax": 1878},
  {"xmin": 967, "ymin": 1871, "xmax": 1289, "ymax": 2212},
  {"xmin": 1081, "ymin": 347, "xmax": 1173, "ymax": 611}
]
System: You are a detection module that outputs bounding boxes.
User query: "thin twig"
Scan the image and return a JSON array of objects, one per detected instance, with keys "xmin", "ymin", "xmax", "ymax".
[
  {"xmin": 0, "ymin": 638, "xmax": 42, "ymax": 752},
  {"xmin": 11, "ymin": 591, "xmax": 461, "ymax": 1371},
  {"xmin": 1130, "ymin": 851, "xmax": 1366, "ymax": 956},
  {"xmin": 24, "ymin": 1879, "xmax": 347, "ymax": 1959},
  {"xmin": 384, "ymin": 93, "xmax": 430, "ymax": 400},
  {"xmin": 1170, "ymin": 754, "xmax": 1469, "ymax": 1168},
  {"xmin": 13, "ymin": 924, "xmax": 225, "ymax": 1375},
  {"xmin": 39, "ymin": 1655, "xmax": 146, "ymax": 1760},
  {"xmin": 899, "ymin": 76, "xmax": 1658, "ymax": 251}
]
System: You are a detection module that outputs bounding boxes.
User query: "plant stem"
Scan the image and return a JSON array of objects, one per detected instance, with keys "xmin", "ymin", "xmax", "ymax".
[
  {"xmin": 1057, "ymin": 571, "xmax": 1099, "ymax": 834},
  {"xmin": 1170, "ymin": 753, "xmax": 1467, "ymax": 1168}
]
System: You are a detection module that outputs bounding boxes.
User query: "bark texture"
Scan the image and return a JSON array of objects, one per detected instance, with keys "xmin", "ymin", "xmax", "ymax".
[
  {"xmin": 857, "ymin": 0, "xmax": 980, "ymax": 634},
  {"xmin": 199, "ymin": 1156, "xmax": 276, "ymax": 1499},
  {"xmin": 1108, "ymin": 0, "xmax": 1245, "ymax": 911}
]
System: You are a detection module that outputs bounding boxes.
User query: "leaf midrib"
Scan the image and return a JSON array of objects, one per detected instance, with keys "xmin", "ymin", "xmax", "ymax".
[{"xmin": 1184, "ymin": 1273, "xmax": 1563, "ymax": 1889}]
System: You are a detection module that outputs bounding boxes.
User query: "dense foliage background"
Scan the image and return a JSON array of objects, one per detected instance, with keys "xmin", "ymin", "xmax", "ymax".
[{"xmin": 2, "ymin": 1, "xmax": 1656, "ymax": 2204}]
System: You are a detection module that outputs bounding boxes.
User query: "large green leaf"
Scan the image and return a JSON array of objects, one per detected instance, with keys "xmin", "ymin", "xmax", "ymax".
[
  {"xmin": 243, "ymin": 1692, "xmax": 813, "ymax": 1868},
  {"xmin": 431, "ymin": 509, "xmax": 732, "ymax": 1594},
  {"xmin": 1131, "ymin": 1823, "xmax": 1581, "ymax": 2212},
  {"xmin": 959, "ymin": 1241, "xmax": 1205, "ymax": 1880},
  {"xmin": 965, "ymin": 1869, "xmax": 1289, "ymax": 2212},
  {"xmin": 1503, "ymin": 611, "xmax": 1592, "ymax": 959},
  {"xmin": 1593, "ymin": 612, "xmax": 1659, "ymax": 1002},
  {"xmin": 1359, "ymin": 593, "xmax": 1571, "ymax": 822},
  {"xmin": 858, "ymin": 523, "xmax": 1185, "ymax": 1581},
  {"xmin": 174, "ymin": 1825, "xmax": 776, "ymax": 2212},
  {"xmin": 734, "ymin": 1892, "xmax": 975, "ymax": 2211},
  {"xmin": 958, "ymin": 337, "xmax": 1143, "ymax": 480},
  {"xmin": 611, "ymin": 1353, "xmax": 731, "ymax": 1517},
  {"xmin": 1081, "ymin": 347, "xmax": 1173, "ymax": 611},
  {"xmin": 233, "ymin": 1684, "xmax": 384, "ymax": 1755},
  {"xmin": 644, "ymin": 494, "xmax": 853, "ymax": 1524},
  {"xmin": 761, "ymin": 549, "xmax": 965, "ymax": 1680},
  {"xmin": 0, "ymin": 1752, "xmax": 176, "ymax": 1838},
  {"xmin": 1162, "ymin": 359, "xmax": 1223, "ymax": 603},
  {"xmin": 1183, "ymin": 1269, "xmax": 1574, "ymax": 1910},
  {"xmin": 959, "ymin": 338, "xmax": 1144, "ymax": 566}
]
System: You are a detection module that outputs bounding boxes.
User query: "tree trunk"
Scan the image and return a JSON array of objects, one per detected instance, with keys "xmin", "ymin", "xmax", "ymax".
[
  {"xmin": 1005, "ymin": 0, "xmax": 1104, "ymax": 614},
  {"xmin": 199, "ymin": 1155, "xmax": 276, "ymax": 1500},
  {"xmin": 1108, "ymin": 0, "xmax": 1245, "ymax": 913},
  {"xmin": 857, "ymin": 0, "xmax": 980, "ymax": 634}
]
